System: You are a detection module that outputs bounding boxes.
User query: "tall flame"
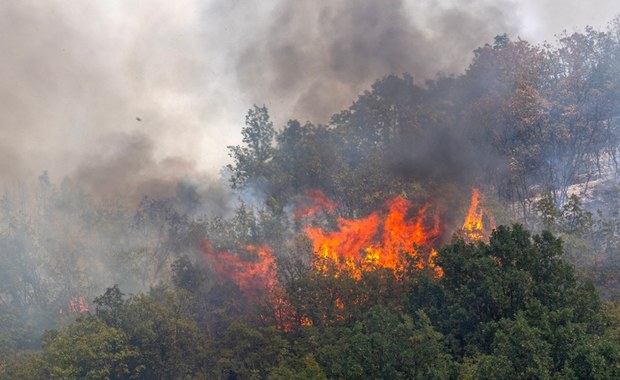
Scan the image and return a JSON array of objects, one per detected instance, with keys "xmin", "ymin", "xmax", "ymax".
[
  {"xmin": 461, "ymin": 188, "xmax": 495, "ymax": 242},
  {"xmin": 305, "ymin": 196, "xmax": 441, "ymax": 279},
  {"xmin": 201, "ymin": 188, "xmax": 494, "ymax": 329}
]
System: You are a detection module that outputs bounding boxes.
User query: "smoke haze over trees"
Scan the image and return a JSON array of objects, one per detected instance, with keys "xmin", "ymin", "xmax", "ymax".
[
  {"xmin": 4, "ymin": 2, "xmax": 620, "ymax": 379},
  {"xmin": 0, "ymin": 0, "xmax": 615, "ymax": 193}
]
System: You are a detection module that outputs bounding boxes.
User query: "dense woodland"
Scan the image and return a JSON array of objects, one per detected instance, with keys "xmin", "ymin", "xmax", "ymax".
[{"xmin": 5, "ymin": 19, "xmax": 620, "ymax": 379}]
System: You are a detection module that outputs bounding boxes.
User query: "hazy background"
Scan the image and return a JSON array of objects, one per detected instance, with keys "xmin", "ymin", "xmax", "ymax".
[{"xmin": 1, "ymin": 0, "xmax": 617, "ymax": 202}]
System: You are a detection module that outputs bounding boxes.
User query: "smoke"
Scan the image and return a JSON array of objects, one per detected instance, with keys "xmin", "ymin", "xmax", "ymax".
[
  {"xmin": 389, "ymin": 125, "xmax": 481, "ymax": 187},
  {"xmin": 232, "ymin": 0, "xmax": 521, "ymax": 123},
  {"xmin": 0, "ymin": 0, "xmax": 242, "ymax": 197},
  {"xmin": 74, "ymin": 132, "xmax": 196, "ymax": 204},
  {"xmin": 517, "ymin": 0, "xmax": 619, "ymax": 42},
  {"xmin": 0, "ymin": 0, "xmax": 617, "ymax": 350},
  {"xmin": 0, "ymin": 0, "xmax": 616, "ymax": 201}
]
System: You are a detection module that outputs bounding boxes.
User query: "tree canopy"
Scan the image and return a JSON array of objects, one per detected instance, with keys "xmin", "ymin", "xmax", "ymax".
[{"xmin": 6, "ymin": 19, "xmax": 620, "ymax": 380}]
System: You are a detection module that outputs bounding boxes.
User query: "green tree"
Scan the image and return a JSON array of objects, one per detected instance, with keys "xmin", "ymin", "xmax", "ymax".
[
  {"xmin": 560, "ymin": 194, "xmax": 594, "ymax": 235},
  {"xmin": 536, "ymin": 190, "xmax": 560, "ymax": 230},
  {"xmin": 316, "ymin": 306, "xmax": 453, "ymax": 379},
  {"xmin": 34, "ymin": 318, "xmax": 135, "ymax": 380},
  {"xmin": 486, "ymin": 314, "xmax": 552, "ymax": 378},
  {"xmin": 227, "ymin": 105, "xmax": 276, "ymax": 189},
  {"xmin": 171, "ymin": 255, "xmax": 208, "ymax": 293},
  {"xmin": 407, "ymin": 224, "xmax": 619, "ymax": 376},
  {"xmin": 93, "ymin": 285, "xmax": 125, "ymax": 329},
  {"xmin": 214, "ymin": 322, "xmax": 289, "ymax": 379},
  {"xmin": 118, "ymin": 290, "xmax": 210, "ymax": 379}
]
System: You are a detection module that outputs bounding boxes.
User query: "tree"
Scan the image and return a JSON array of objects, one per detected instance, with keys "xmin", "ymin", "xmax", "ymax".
[
  {"xmin": 462, "ymin": 36, "xmax": 549, "ymax": 220},
  {"xmin": 536, "ymin": 191, "xmax": 560, "ymax": 230},
  {"xmin": 227, "ymin": 105, "xmax": 276, "ymax": 189},
  {"xmin": 131, "ymin": 196, "xmax": 192, "ymax": 284},
  {"xmin": 18, "ymin": 318, "xmax": 137, "ymax": 380},
  {"xmin": 171, "ymin": 255, "xmax": 208, "ymax": 293},
  {"xmin": 407, "ymin": 224, "xmax": 618, "ymax": 377},
  {"xmin": 93, "ymin": 285, "xmax": 125, "ymax": 329},
  {"xmin": 214, "ymin": 322, "xmax": 289, "ymax": 379},
  {"xmin": 117, "ymin": 291, "xmax": 210, "ymax": 379},
  {"xmin": 315, "ymin": 306, "xmax": 453, "ymax": 379}
]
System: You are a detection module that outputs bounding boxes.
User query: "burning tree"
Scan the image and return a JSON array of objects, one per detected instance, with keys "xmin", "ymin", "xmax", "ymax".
[
  {"xmin": 305, "ymin": 195, "xmax": 441, "ymax": 279},
  {"xmin": 456, "ymin": 188, "xmax": 496, "ymax": 243},
  {"xmin": 201, "ymin": 187, "xmax": 496, "ymax": 330}
]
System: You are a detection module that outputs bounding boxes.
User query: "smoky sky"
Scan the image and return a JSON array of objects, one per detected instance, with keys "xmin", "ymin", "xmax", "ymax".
[
  {"xmin": 0, "ymin": 0, "xmax": 617, "ymax": 202},
  {"xmin": 234, "ymin": 0, "xmax": 521, "ymax": 123}
]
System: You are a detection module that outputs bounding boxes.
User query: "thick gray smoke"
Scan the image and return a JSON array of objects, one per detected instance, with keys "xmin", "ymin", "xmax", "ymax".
[
  {"xmin": 74, "ymin": 132, "xmax": 196, "ymax": 203},
  {"xmin": 232, "ymin": 0, "xmax": 521, "ymax": 123},
  {"xmin": 0, "ymin": 0, "xmax": 616, "ymax": 200},
  {"xmin": 0, "ymin": 0, "xmax": 242, "ymax": 201}
]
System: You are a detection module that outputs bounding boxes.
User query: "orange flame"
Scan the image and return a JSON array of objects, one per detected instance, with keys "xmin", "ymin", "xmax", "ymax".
[
  {"xmin": 201, "ymin": 241, "xmax": 297, "ymax": 331},
  {"xmin": 201, "ymin": 188, "xmax": 492, "ymax": 329},
  {"xmin": 68, "ymin": 295, "xmax": 89, "ymax": 314},
  {"xmin": 305, "ymin": 196, "xmax": 441, "ymax": 279},
  {"xmin": 461, "ymin": 188, "xmax": 495, "ymax": 242},
  {"xmin": 294, "ymin": 189, "xmax": 337, "ymax": 219},
  {"xmin": 201, "ymin": 241, "xmax": 277, "ymax": 299}
]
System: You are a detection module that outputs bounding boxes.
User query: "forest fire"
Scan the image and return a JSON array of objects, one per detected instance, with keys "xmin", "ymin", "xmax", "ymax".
[
  {"xmin": 460, "ymin": 188, "xmax": 495, "ymax": 242},
  {"xmin": 305, "ymin": 196, "xmax": 441, "ymax": 279},
  {"xmin": 294, "ymin": 189, "xmax": 337, "ymax": 219},
  {"xmin": 59, "ymin": 295, "xmax": 89, "ymax": 316},
  {"xmin": 200, "ymin": 241, "xmax": 278, "ymax": 299},
  {"xmin": 203, "ymin": 188, "xmax": 493, "ymax": 298},
  {"xmin": 200, "ymin": 241, "xmax": 295, "ymax": 331},
  {"xmin": 12, "ymin": 8, "xmax": 620, "ymax": 375},
  {"xmin": 201, "ymin": 188, "xmax": 493, "ymax": 331}
]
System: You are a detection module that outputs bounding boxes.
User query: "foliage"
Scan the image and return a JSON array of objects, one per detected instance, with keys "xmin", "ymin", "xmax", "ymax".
[
  {"xmin": 227, "ymin": 105, "xmax": 276, "ymax": 190},
  {"xmin": 6, "ymin": 225, "xmax": 620, "ymax": 379},
  {"xmin": 407, "ymin": 225, "xmax": 620, "ymax": 378},
  {"xmin": 7, "ymin": 17, "xmax": 620, "ymax": 380}
]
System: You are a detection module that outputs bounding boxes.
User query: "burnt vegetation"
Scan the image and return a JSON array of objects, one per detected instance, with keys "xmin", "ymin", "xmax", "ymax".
[{"xmin": 6, "ymin": 19, "xmax": 620, "ymax": 380}]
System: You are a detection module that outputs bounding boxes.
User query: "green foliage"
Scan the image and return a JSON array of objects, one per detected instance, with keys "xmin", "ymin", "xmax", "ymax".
[
  {"xmin": 266, "ymin": 354, "xmax": 327, "ymax": 380},
  {"xmin": 488, "ymin": 314, "xmax": 553, "ymax": 378},
  {"xmin": 6, "ymin": 225, "xmax": 620, "ymax": 379},
  {"xmin": 117, "ymin": 291, "xmax": 210, "ymax": 379},
  {"xmin": 408, "ymin": 224, "xmax": 620, "ymax": 378},
  {"xmin": 214, "ymin": 322, "xmax": 288, "ymax": 379},
  {"xmin": 561, "ymin": 194, "xmax": 594, "ymax": 235},
  {"xmin": 537, "ymin": 191, "xmax": 560, "ymax": 230},
  {"xmin": 93, "ymin": 285, "xmax": 125, "ymax": 329},
  {"xmin": 8, "ymin": 19, "xmax": 620, "ymax": 380},
  {"xmin": 16, "ymin": 318, "xmax": 137, "ymax": 380},
  {"xmin": 535, "ymin": 193, "xmax": 620, "ymax": 291},
  {"xmin": 315, "ymin": 306, "xmax": 453, "ymax": 379},
  {"xmin": 227, "ymin": 105, "xmax": 276, "ymax": 189},
  {"xmin": 172, "ymin": 255, "xmax": 208, "ymax": 292}
]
